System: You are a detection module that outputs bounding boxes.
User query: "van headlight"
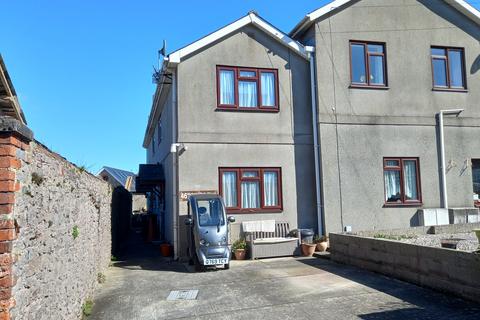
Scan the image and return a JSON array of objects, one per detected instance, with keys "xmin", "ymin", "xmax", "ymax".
[
  {"xmin": 219, "ymin": 236, "xmax": 227, "ymax": 245},
  {"xmin": 199, "ymin": 239, "xmax": 209, "ymax": 247}
]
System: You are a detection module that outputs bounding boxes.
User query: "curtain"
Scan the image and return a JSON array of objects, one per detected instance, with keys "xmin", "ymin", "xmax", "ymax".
[
  {"xmin": 219, "ymin": 70, "xmax": 235, "ymax": 105},
  {"xmin": 222, "ymin": 172, "xmax": 237, "ymax": 207},
  {"xmin": 369, "ymin": 55, "xmax": 384, "ymax": 85},
  {"xmin": 242, "ymin": 172, "xmax": 257, "ymax": 178},
  {"xmin": 239, "ymin": 81, "xmax": 257, "ymax": 107},
  {"xmin": 403, "ymin": 161, "xmax": 418, "ymax": 200},
  {"xmin": 384, "ymin": 170, "xmax": 401, "ymax": 202},
  {"xmin": 261, "ymin": 73, "xmax": 275, "ymax": 106},
  {"xmin": 263, "ymin": 172, "xmax": 278, "ymax": 206},
  {"xmin": 241, "ymin": 181, "xmax": 260, "ymax": 208}
]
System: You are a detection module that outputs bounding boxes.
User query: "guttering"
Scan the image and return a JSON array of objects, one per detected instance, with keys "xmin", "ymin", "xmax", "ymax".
[
  {"xmin": 436, "ymin": 109, "xmax": 464, "ymax": 209},
  {"xmin": 306, "ymin": 46, "xmax": 324, "ymax": 235}
]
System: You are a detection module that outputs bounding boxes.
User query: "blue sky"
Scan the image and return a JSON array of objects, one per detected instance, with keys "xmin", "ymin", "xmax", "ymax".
[{"xmin": 1, "ymin": 0, "xmax": 479, "ymax": 174}]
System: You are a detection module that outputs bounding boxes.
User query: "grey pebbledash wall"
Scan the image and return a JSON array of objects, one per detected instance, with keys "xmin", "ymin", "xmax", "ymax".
[{"xmin": 11, "ymin": 141, "xmax": 111, "ymax": 319}]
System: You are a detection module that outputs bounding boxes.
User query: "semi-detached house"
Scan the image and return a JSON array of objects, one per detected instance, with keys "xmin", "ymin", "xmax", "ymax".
[{"xmin": 140, "ymin": 0, "xmax": 480, "ymax": 258}]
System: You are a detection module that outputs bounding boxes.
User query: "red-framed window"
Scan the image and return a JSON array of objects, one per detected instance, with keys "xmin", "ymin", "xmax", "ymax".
[
  {"xmin": 431, "ymin": 46, "xmax": 466, "ymax": 90},
  {"xmin": 383, "ymin": 158, "xmax": 422, "ymax": 206},
  {"xmin": 350, "ymin": 41, "xmax": 388, "ymax": 88},
  {"xmin": 216, "ymin": 66, "xmax": 279, "ymax": 111},
  {"xmin": 219, "ymin": 167, "xmax": 282, "ymax": 213}
]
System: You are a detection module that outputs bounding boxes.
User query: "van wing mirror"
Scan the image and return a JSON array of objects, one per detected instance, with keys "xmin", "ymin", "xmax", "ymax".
[
  {"xmin": 227, "ymin": 216, "xmax": 235, "ymax": 223},
  {"xmin": 185, "ymin": 217, "xmax": 193, "ymax": 226}
]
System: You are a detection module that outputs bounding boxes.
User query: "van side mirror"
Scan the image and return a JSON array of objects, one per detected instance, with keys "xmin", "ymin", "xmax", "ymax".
[
  {"xmin": 185, "ymin": 217, "xmax": 193, "ymax": 226},
  {"xmin": 227, "ymin": 216, "xmax": 235, "ymax": 223}
]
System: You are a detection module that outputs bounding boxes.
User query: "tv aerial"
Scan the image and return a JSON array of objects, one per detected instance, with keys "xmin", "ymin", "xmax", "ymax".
[{"xmin": 153, "ymin": 40, "xmax": 172, "ymax": 84}]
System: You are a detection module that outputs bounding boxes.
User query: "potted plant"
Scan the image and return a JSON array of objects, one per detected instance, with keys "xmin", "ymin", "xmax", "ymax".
[
  {"xmin": 232, "ymin": 238, "xmax": 247, "ymax": 260},
  {"xmin": 301, "ymin": 241, "xmax": 316, "ymax": 257},
  {"xmin": 313, "ymin": 235, "xmax": 328, "ymax": 252}
]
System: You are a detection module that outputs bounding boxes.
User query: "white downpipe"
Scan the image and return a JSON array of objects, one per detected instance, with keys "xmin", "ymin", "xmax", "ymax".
[
  {"xmin": 438, "ymin": 112, "xmax": 447, "ymax": 209},
  {"xmin": 437, "ymin": 108, "xmax": 464, "ymax": 209},
  {"xmin": 307, "ymin": 46, "xmax": 324, "ymax": 236},
  {"xmin": 171, "ymin": 69, "xmax": 179, "ymax": 260}
]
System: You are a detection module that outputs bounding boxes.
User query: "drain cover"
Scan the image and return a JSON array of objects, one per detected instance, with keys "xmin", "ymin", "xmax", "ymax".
[{"xmin": 167, "ymin": 290, "xmax": 199, "ymax": 301}]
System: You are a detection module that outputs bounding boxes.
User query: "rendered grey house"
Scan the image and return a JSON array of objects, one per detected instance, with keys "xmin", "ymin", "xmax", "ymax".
[
  {"xmin": 290, "ymin": 0, "xmax": 480, "ymax": 232},
  {"xmin": 142, "ymin": 0, "xmax": 480, "ymax": 258},
  {"xmin": 142, "ymin": 12, "xmax": 316, "ymax": 258}
]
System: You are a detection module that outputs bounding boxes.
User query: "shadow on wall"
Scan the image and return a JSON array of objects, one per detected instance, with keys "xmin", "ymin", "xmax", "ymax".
[
  {"xmin": 471, "ymin": 55, "xmax": 480, "ymax": 75},
  {"xmin": 291, "ymin": 53, "xmax": 318, "ymax": 231},
  {"xmin": 111, "ymin": 186, "xmax": 132, "ymax": 256},
  {"xmin": 418, "ymin": 0, "xmax": 480, "ymax": 42}
]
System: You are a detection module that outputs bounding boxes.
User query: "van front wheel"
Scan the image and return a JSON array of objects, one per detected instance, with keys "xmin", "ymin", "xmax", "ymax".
[{"xmin": 224, "ymin": 263, "xmax": 230, "ymax": 270}]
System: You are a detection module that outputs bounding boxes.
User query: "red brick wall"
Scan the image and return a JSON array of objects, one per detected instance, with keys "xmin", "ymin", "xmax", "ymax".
[{"xmin": 0, "ymin": 133, "xmax": 30, "ymax": 320}]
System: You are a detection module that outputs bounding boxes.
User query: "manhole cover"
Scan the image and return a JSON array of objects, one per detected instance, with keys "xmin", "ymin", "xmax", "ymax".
[{"xmin": 167, "ymin": 290, "xmax": 199, "ymax": 301}]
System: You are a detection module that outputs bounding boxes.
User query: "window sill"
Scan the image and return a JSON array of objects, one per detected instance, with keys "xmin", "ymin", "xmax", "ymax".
[
  {"xmin": 383, "ymin": 202, "xmax": 423, "ymax": 208},
  {"xmin": 226, "ymin": 208, "xmax": 283, "ymax": 214},
  {"xmin": 432, "ymin": 88, "xmax": 468, "ymax": 93},
  {"xmin": 216, "ymin": 107, "xmax": 279, "ymax": 113},
  {"xmin": 349, "ymin": 85, "xmax": 389, "ymax": 90}
]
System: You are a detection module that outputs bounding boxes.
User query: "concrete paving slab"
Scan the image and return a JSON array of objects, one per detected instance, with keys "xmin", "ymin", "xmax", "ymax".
[{"xmin": 89, "ymin": 250, "xmax": 480, "ymax": 320}]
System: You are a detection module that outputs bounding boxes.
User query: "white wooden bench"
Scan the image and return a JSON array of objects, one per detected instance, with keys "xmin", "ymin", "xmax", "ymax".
[{"xmin": 243, "ymin": 221, "xmax": 300, "ymax": 259}]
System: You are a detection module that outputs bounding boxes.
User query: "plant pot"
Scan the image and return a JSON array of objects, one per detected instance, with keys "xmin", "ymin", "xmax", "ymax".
[
  {"xmin": 316, "ymin": 241, "xmax": 328, "ymax": 252},
  {"xmin": 234, "ymin": 249, "xmax": 246, "ymax": 260},
  {"xmin": 160, "ymin": 243, "xmax": 173, "ymax": 257},
  {"xmin": 301, "ymin": 243, "xmax": 316, "ymax": 257}
]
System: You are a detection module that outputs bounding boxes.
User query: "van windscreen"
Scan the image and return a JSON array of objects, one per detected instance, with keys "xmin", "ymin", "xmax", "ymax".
[{"xmin": 196, "ymin": 199, "xmax": 225, "ymax": 227}]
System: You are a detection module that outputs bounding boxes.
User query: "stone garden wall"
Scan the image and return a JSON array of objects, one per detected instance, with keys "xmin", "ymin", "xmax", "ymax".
[
  {"xmin": 6, "ymin": 138, "xmax": 111, "ymax": 319},
  {"xmin": 330, "ymin": 233, "xmax": 480, "ymax": 303}
]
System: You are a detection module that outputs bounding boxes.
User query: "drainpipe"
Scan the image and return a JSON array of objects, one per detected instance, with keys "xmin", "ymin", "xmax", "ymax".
[
  {"xmin": 170, "ymin": 69, "xmax": 179, "ymax": 260},
  {"xmin": 436, "ymin": 109, "xmax": 463, "ymax": 209},
  {"xmin": 306, "ymin": 46, "xmax": 324, "ymax": 236}
]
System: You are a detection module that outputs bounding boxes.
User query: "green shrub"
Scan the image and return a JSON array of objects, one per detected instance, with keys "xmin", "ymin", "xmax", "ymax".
[
  {"xmin": 231, "ymin": 238, "xmax": 247, "ymax": 251},
  {"xmin": 373, "ymin": 233, "xmax": 415, "ymax": 241},
  {"xmin": 82, "ymin": 299, "xmax": 93, "ymax": 317},
  {"xmin": 72, "ymin": 226, "xmax": 79, "ymax": 239}
]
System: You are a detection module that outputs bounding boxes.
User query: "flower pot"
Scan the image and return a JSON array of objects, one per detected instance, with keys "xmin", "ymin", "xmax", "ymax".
[
  {"xmin": 159, "ymin": 243, "xmax": 173, "ymax": 257},
  {"xmin": 316, "ymin": 241, "xmax": 328, "ymax": 252},
  {"xmin": 234, "ymin": 249, "xmax": 246, "ymax": 260},
  {"xmin": 301, "ymin": 243, "xmax": 316, "ymax": 257}
]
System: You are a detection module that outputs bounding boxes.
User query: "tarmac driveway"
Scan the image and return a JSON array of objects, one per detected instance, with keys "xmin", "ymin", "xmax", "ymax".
[{"xmin": 89, "ymin": 247, "xmax": 480, "ymax": 320}]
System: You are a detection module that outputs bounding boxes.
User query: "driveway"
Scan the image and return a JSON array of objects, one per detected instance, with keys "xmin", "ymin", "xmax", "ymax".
[{"xmin": 89, "ymin": 245, "xmax": 480, "ymax": 320}]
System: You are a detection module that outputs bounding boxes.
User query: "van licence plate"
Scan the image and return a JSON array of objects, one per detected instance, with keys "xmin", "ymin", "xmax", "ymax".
[{"xmin": 204, "ymin": 258, "xmax": 228, "ymax": 265}]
